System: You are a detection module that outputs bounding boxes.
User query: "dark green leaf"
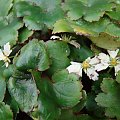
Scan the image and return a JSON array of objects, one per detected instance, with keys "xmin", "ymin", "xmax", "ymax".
[
  {"xmin": 46, "ymin": 41, "xmax": 70, "ymax": 75},
  {"xmin": 8, "ymin": 70, "xmax": 38, "ymax": 112},
  {"xmin": 35, "ymin": 94, "xmax": 61, "ymax": 120},
  {"xmin": 0, "ymin": 19, "xmax": 23, "ymax": 46},
  {"xmin": 70, "ymin": 45, "xmax": 94, "ymax": 62},
  {"xmin": 95, "ymin": 78, "xmax": 120, "ymax": 119},
  {"xmin": 19, "ymin": 28, "xmax": 33, "ymax": 43},
  {"xmin": 15, "ymin": 40, "xmax": 50, "ymax": 71}
]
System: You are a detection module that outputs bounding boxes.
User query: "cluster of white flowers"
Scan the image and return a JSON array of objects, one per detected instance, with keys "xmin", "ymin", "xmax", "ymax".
[
  {"xmin": 0, "ymin": 42, "xmax": 12, "ymax": 67},
  {"xmin": 67, "ymin": 49, "xmax": 120, "ymax": 81}
]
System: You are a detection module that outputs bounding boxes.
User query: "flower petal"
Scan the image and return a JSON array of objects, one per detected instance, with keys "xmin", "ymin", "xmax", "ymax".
[
  {"xmin": 114, "ymin": 64, "xmax": 120, "ymax": 76},
  {"xmin": 98, "ymin": 53, "xmax": 110, "ymax": 63},
  {"xmin": 86, "ymin": 67, "xmax": 99, "ymax": 81},
  {"xmin": 95, "ymin": 63, "xmax": 109, "ymax": 71},
  {"xmin": 107, "ymin": 49, "xmax": 119, "ymax": 58},
  {"xmin": 3, "ymin": 42, "xmax": 12, "ymax": 56},
  {"xmin": 89, "ymin": 56, "xmax": 100, "ymax": 65},
  {"xmin": 50, "ymin": 35, "xmax": 62, "ymax": 40},
  {"xmin": 66, "ymin": 62, "xmax": 82, "ymax": 76},
  {"xmin": 0, "ymin": 49, "xmax": 5, "ymax": 60}
]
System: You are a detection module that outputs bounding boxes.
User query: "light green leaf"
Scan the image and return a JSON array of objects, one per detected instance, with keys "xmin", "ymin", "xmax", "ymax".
[
  {"xmin": 53, "ymin": 19, "xmax": 74, "ymax": 34},
  {"xmin": 72, "ymin": 18, "xmax": 110, "ymax": 36},
  {"xmin": 0, "ymin": 18, "xmax": 8, "ymax": 30},
  {"xmin": 0, "ymin": 0, "xmax": 13, "ymax": 17},
  {"xmin": 15, "ymin": 39, "xmax": 50, "ymax": 71},
  {"xmin": 116, "ymin": 71, "xmax": 120, "ymax": 84},
  {"xmin": 105, "ymin": 23, "xmax": 120, "ymax": 37},
  {"xmin": 107, "ymin": 5, "xmax": 120, "ymax": 20},
  {"xmin": 63, "ymin": 0, "xmax": 113, "ymax": 22},
  {"xmin": 52, "ymin": 70, "xmax": 83, "ymax": 108},
  {"xmin": 15, "ymin": 1, "xmax": 64, "ymax": 30},
  {"xmin": 46, "ymin": 41, "xmax": 70, "ymax": 75},
  {"xmin": 62, "ymin": 0, "xmax": 85, "ymax": 20},
  {"xmin": 84, "ymin": 0, "xmax": 113, "ymax": 22},
  {"xmin": 89, "ymin": 33, "xmax": 120, "ymax": 50},
  {"xmin": 8, "ymin": 70, "xmax": 38, "ymax": 112},
  {"xmin": 0, "ymin": 102, "xmax": 13, "ymax": 120}
]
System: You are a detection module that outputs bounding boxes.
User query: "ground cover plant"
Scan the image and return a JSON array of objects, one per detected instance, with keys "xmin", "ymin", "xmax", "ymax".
[{"xmin": 1, "ymin": 0, "xmax": 120, "ymax": 120}]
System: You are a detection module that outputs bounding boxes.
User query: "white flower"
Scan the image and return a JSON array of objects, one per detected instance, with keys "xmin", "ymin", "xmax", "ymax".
[
  {"xmin": 95, "ymin": 49, "xmax": 120, "ymax": 75},
  {"xmin": 0, "ymin": 42, "xmax": 12, "ymax": 67},
  {"xmin": 82, "ymin": 57, "xmax": 99, "ymax": 81},
  {"xmin": 66, "ymin": 57, "xmax": 99, "ymax": 81},
  {"xmin": 50, "ymin": 35, "xmax": 62, "ymax": 40}
]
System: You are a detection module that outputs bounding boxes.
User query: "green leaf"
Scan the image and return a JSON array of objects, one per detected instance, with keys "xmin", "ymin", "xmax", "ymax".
[
  {"xmin": 0, "ymin": 0, "xmax": 13, "ymax": 17},
  {"xmin": 105, "ymin": 23, "xmax": 120, "ymax": 37},
  {"xmin": 0, "ymin": 76, "xmax": 6, "ymax": 102},
  {"xmin": 34, "ymin": 94, "xmax": 61, "ymax": 120},
  {"xmin": 59, "ymin": 109, "xmax": 94, "ymax": 120},
  {"xmin": 52, "ymin": 19, "xmax": 74, "ymax": 34},
  {"xmin": 73, "ymin": 90, "xmax": 87, "ymax": 113},
  {"xmin": 95, "ymin": 78, "xmax": 120, "ymax": 119},
  {"xmin": 0, "ymin": 62, "xmax": 6, "ymax": 102},
  {"xmin": 89, "ymin": 33, "xmax": 120, "ymax": 50},
  {"xmin": 19, "ymin": 28, "xmax": 33, "ymax": 43},
  {"xmin": 8, "ymin": 70, "xmax": 38, "ymax": 112},
  {"xmin": 3, "ymin": 65, "xmax": 14, "ymax": 80},
  {"xmin": 52, "ymin": 70, "xmax": 83, "ymax": 108},
  {"xmin": 72, "ymin": 18, "xmax": 110, "ymax": 36},
  {"xmin": 107, "ymin": 5, "xmax": 120, "ymax": 20},
  {"xmin": 63, "ymin": 0, "xmax": 113, "ymax": 22},
  {"xmin": 70, "ymin": 45, "xmax": 94, "ymax": 62},
  {"xmin": 86, "ymin": 93, "xmax": 105, "ymax": 118},
  {"xmin": 31, "ymin": 71, "xmax": 61, "ymax": 120},
  {"xmin": 0, "ymin": 19, "xmax": 23, "ymax": 46},
  {"xmin": 0, "ymin": 102, "xmax": 13, "ymax": 120},
  {"xmin": 4, "ymin": 93, "xmax": 19, "ymax": 118},
  {"xmin": 84, "ymin": 0, "xmax": 113, "ymax": 22},
  {"xmin": 116, "ymin": 71, "xmax": 120, "ymax": 84},
  {"xmin": 46, "ymin": 41, "xmax": 70, "ymax": 75},
  {"xmin": 15, "ymin": 39, "xmax": 50, "ymax": 71},
  {"xmin": 62, "ymin": 0, "xmax": 85, "ymax": 20},
  {"xmin": 0, "ymin": 18, "xmax": 8, "ymax": 30},
  {"xmin": 15, "ymin": 1, "xmax": 64, "ymax": 30},
  {"xmin": 15, "ymin": 1, "xmax": 44, "ymax": 30}
]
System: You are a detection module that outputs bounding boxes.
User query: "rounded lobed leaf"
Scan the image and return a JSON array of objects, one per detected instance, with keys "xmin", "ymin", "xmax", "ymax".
[
  {"xmin": 52, "ymin": 70, "xmax": 83, "ymax": 108},
  {"xmin": 15, "ymin": 39, "xmax": 50, "ymax": 71}
]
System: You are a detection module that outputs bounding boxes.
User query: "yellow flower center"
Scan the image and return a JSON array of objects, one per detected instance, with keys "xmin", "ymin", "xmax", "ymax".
[
  {"xmin": 110, "ymin": 58, "xmax": 117, "ymax": 66},
  {"xmin": 82, "ymin": 61, "xmax": 90, "ymax": 69},
  {"xmin": 3, "ymin": 55, "xmax": 10, "ymax": 63}
]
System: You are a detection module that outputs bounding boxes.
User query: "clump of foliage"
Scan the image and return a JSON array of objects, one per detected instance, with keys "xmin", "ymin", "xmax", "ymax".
[{"xmin": 1, "ymin": 0, "xmax": 120, "ymax": 120}]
